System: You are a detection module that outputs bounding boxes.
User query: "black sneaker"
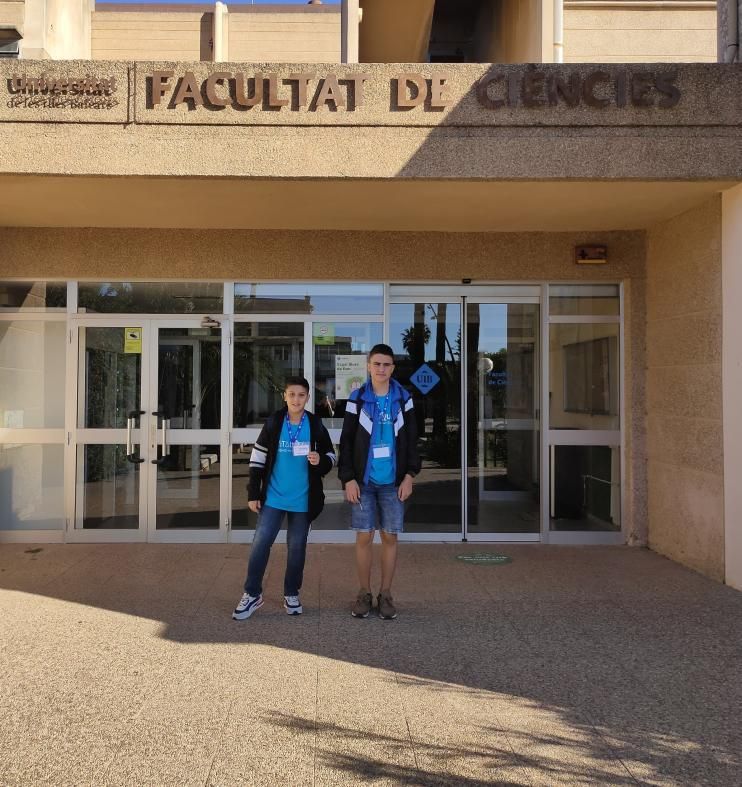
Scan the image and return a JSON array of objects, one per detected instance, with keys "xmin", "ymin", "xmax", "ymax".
[
  {"xmin": 351, "ymin": 589, "xmax": 373, "ymax": 618},
  {"xmin": 232, "ymin": 592, "xmax": 263, "ymax": 620},
  {"xmin": 377, "ymin": 592, "xmax": 398, "ymax": 620}
]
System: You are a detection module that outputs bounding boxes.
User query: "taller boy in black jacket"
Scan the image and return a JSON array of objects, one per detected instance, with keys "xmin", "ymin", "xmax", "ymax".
[
  {"xmin": 338, "ymin": 344, "xmax": 421, "ymax": 620},
  {"xmin": 233, "ymin": 376, "xmax": 335, "ymax": 620}
]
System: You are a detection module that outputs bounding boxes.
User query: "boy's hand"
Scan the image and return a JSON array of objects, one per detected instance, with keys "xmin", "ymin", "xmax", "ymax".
[
  {"xmin": 308, "ymin": 451, "xmax": 320, "ymax": 466},
  {"xmin": 398, "ymin": 475, "xmax": 414, "ymax": 502},
  {"xmin": 248, "ymin": 500, "xmax": 261, "ymax": 513},
  {"xmin": 344, "ymin": 480, "xmax": 361, "ymax": 504}
]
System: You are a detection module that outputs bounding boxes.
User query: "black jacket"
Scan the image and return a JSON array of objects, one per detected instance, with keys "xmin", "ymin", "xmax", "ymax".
[
  {"xmin": 338, "ymin": 379, "xmax": 421, "ymax": 487},
  {"xmin": 247, "ymin": 408, "xmax": 336, "ymax": 522}
]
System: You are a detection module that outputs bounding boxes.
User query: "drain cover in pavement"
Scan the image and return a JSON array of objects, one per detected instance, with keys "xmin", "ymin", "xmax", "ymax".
[{"xmin": 456, "ymin": 553, "xmax": 512, "ymax": 565}]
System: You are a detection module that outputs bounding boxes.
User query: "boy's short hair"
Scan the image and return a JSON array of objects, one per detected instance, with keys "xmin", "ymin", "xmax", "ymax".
[
  {"xmin": 368, "ymin": 343, "xmax": 395, "ymax": 362},
  {"xmin": 284, "ymin": 376, "xmax": 310, "ymax": 392}
]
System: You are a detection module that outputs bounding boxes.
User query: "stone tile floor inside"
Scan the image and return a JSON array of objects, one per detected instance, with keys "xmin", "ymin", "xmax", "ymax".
[{"xmin": 1, "ymin": 543, "xmax": 741, "ymax": 786}]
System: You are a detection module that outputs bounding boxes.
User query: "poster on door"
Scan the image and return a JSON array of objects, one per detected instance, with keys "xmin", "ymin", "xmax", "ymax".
[
  {"xmin": 335, "ymin": 355, "xmax": 367, "ymax": 399},
  {"xmin": 124, "ymin": 327, "xmax": 142, "ymax": 354}
]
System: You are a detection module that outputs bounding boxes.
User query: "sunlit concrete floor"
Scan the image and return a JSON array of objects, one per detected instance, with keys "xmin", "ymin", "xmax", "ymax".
[{"xmin": 1, "ymin": 543, "xmax": 741, "ymax": 786}]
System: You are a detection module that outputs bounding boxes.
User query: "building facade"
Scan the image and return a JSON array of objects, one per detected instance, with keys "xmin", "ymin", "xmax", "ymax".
[{"xmin": 1, "ymin": 1, "xmax": 742, "ymax": 592}]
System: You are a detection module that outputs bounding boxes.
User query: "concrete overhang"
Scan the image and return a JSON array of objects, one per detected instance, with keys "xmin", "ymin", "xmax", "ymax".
[{"xmin": 0, "ymin": 175, "xmax": 736, "ymax": 231}]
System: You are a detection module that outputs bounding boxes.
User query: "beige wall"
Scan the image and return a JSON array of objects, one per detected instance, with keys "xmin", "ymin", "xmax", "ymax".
[
  {"xmin": 490, "ymin": 0, "xmax": 546, "ymax": 63},
  {"xmin": 646, "ymin": 197, "xmax": 724, "ymax": 580},
  {"xmin": 228, "ymin": 9, "xmax": 340, "ymax": 63},
  {"xmin": 92, "ymin": 10, "xmax": 210, "ymax": 61},
  {"xmin": 0, "ymin": 0, "xmax": 24, "ymax": 35},
  {"xmin": 359, "ymin": 0, "xmax": 433, "ymax": 63},
  {"xmin": 17, "ymin": 0, "xmax": 92, "ymax": 59},
  {"xmin": 565, "ymin": 6, "xmax": 717, "ymax": 63}
]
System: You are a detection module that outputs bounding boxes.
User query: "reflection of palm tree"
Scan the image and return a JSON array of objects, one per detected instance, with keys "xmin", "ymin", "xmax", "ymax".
[
  {"xmin": 426, "ymin": 304, "xmax": 459, "ymax": 364},
  {"xmin": 400, "ymin": 324, "xmax": 430, "ymax": 357}
]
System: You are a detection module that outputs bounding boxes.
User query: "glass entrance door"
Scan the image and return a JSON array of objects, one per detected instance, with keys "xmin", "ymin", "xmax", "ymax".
[
  {"xmin": 70, "ymin": 318, "xmax": 228, "ymax": 541},
  {"xmin": 147, "ymin": 322, "xmax": 227, "ymax": 540},
  {"xmin": 389, "ymin": 300, "xmax": 463, "ymax": 536},
  {"xmin": 465, "ymin": 300, "xmax": 540, "ymax": 540},
  {"xmin": 72, "ymin": 321, "xmax": 149, "ymax": 538},
  {"xmin": 388, "ymin": 292, "xmax": 541, "ymax": 541}
]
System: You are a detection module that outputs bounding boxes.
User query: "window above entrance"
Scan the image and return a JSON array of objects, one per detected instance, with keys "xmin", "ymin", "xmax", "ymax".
[
  {"xmin": 0, "ymin": 281, "xmax": 66, "ymax": 312},
  {"xmin": 234, "ymin": 283, "xmax": 384, "ymax": 315},
  {"xmin": 77, "ymin": 282, "xmax": 224, "ymax": 314}
]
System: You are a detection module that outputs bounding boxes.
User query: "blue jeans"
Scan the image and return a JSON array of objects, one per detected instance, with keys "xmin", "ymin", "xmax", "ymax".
[
  {"xmin": 350, "ymin": 482, "xmax": 404, "ymax": 534},
  {"xmin": 244, "ymin": 505, "xmax": 311, "ymax": 596}
]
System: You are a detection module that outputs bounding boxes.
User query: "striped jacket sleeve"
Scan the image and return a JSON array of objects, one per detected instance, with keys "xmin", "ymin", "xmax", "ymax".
[
  {"xmin": 316, "ymin": 421, "xmax": 336, "ymax": 477},
  {"xmin": 246, "ymin": 421, "xmax": 271, "ymax": 503}
]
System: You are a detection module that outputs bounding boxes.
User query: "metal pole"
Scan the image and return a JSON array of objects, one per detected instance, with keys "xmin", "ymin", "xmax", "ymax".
[
  {"xmin": 724, "ymin": 0, "xmax": 740, "ymax": 63},
  {"xmin": 553, "ymin": 0, "xmax": 564, "ymax": 63}
]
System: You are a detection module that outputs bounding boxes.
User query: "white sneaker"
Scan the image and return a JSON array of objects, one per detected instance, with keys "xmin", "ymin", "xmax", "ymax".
[
  {"xmin": 232, "ymin": 592, "xmax": 263, "ymax": 620},
  {"xmin": 284, "ymin": 595, "xmax": 303, "ymax": 615}
]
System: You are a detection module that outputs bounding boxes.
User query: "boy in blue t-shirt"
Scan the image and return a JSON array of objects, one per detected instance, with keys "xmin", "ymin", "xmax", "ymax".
[
  {"xmin": 338, "ymin": 344, "xmax": 421, "ymax": 620},
  {"xmin": 233, "ymin": 376, "xmax": 335, "ymax": 620}
]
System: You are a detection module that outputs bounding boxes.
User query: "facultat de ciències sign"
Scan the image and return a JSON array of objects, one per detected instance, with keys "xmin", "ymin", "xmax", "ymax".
[{"xmin": 147, "ymin": 68, "xmax": 681, "ymax": 112}]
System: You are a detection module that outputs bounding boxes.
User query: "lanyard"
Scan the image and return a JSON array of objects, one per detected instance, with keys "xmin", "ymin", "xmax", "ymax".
[
  {"xmin": 285, "ymin": 411, "xmax": 306, "ymax": 445},
  {"xmin": 375, "ymin": 394, "xmax": 391, "ymax": 424}
]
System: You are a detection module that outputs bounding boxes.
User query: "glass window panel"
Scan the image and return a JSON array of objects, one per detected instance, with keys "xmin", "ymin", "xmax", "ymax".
[
  {"xmin": 313, "ymin": 321, "xmax": 383, "ymax": 431},
  {"xmin": 78, "ymin": 282, "xmax": 224, "ymax": 314},
  {"xmin": 0, "ymin": 321, "xmax": 66, "ymax": 428},
  {"xmin": 233, "ymin": 322, "xmax": 304, "ymax": 428},
  {"xmin": 0, "ymin": 281, "xmax": 66, "ymax": 312},
  {"xmin": 549, "ymin": 285, "xmax": 620, "ymax": 316},
  {"xmin": 79, "ymin": 327, "xmax": 141, "ymax": 429},
  {"xmin": 550, "ymin": 445, "xmax": 620, "ymax": 532},
  {"xmin": 234, "ymin": 283, "xmax": 383, "ymax": 315},
  {"xmin": 549, "ymin": 323, "xmax": 619, "ymax": 430},
  {"xmin": 158, "ymin": 327, "xmax": 221, "ymax": 429},
  {"xmin": 466, "ymin": 303, "xmax": 540, "ymax": 534},
  {"xmin": 389, "ymin": 303, "xmax": 462, "ymax": 534},
  {"xmin": 155, "ymin": 443, "xmax": 220, "ymax": 529},
  {"xmin": 76, "ymin": 444, "xmax": 140, "ymax": 529},
  {"xmin": 0, "ymin": 444, "xmax": 65, "ymax": 530}
]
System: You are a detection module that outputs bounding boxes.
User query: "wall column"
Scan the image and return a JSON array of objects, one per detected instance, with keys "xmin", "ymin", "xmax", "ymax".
[
  {"xmin": 341, "ymin": 0, "xmax": 359, "ymax": 63},
  {"xmin": 723, "ymin": 183, "xmax": 742, "ymax": 590}
]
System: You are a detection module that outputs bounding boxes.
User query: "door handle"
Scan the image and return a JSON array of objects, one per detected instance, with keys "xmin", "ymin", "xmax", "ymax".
[
  {"xmin": 151, "ymin": 415, "xmax": 171, "ymax": 464},
  {"xmin": 126, "ymin": 416, "xmax": 133, "ymax": 457},
  {"xmin": 125, "ymin": 409, "xmax": 146, "ymax": 464},
  {"xmin": 125, "ymin": 417, "xmax": 145, "ymax": 464}
]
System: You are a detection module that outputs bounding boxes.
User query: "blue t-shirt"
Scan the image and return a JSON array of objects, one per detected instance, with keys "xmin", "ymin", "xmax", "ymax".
[
  {"xmin": 265, "ymin": 416, "xmax": 310, "ymax": 512},
  {"xmin": 369, "ymin": 394, "xmax": 395, "ymax": 486}
]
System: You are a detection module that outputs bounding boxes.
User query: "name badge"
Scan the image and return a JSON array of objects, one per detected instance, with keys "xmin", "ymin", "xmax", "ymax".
[
  {"xmin": 373, "ymin": 445, "xmax": 391, "ymax": 459},
  {"xmin": 292, "ymin": 442, "xmax": 310, "ymax": 457}
]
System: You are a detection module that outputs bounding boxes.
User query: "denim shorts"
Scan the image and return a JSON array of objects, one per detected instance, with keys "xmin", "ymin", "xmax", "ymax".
[{"xmin": 350, "ymin": 482, "xmax": 404, "ymax": 534}]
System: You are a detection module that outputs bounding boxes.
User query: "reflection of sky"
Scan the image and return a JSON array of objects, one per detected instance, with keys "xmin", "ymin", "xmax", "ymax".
[
  {"xmin": 316, "ymin": 323, "xmax": 382, "ymax": 353},
  {"xmin": 474, "ymin": 305, "xmax": 508, "ymax": 353},
  {"xmin": 235, "ymin": 284, "xmax": 384, "ymax": 316}
]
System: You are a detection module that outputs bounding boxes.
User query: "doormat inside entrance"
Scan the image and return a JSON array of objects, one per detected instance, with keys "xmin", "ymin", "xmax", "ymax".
[{"xmin": 456, "ymin": 553, "xmax": 512, "ymax": 565}]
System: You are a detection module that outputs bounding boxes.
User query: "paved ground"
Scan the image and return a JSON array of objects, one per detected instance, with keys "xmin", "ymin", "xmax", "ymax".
[{"xmin": 1, "ymin": 543, "xmax": 741, "ymax": 786}]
